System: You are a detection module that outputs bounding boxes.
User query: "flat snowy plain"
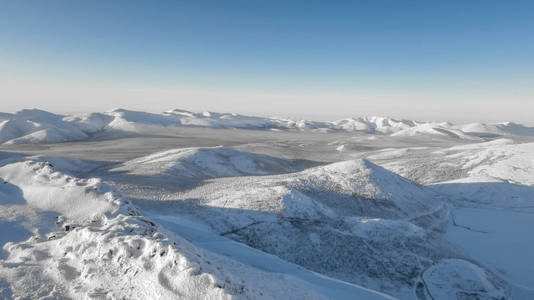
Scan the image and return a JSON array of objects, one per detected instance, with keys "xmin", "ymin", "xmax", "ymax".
[{"xmin": 1, "ymin": 109, "xmax": 533, "ymax": 299}]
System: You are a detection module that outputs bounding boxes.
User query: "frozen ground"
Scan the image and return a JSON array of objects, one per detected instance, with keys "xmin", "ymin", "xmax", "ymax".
[
  {"xmin": 446, "ymin": 207, "xmax": 534, "ymax": 297},
  {"xmin": 1, "ymin": 108, "xmax": 534, "ymax": 299}
]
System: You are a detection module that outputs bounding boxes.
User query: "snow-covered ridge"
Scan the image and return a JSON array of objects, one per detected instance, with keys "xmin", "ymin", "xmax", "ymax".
[
  {"xmin": 150, "ymin": 157, "xmax": 468, "ymax": 298},
  {"xmin": 1, "ymin": 108, "xmax": 533, "ymax": 144},
  {"xmin": 0, "ymin": 148, "xmax": 517, "ymax": 299},
  {"xmin": 111, "ymin": 146, "xmax": 313, "ymax": 180},
  {"xmin": 1, "ymin": 157, "xmax": 386, "ymax": 299}
]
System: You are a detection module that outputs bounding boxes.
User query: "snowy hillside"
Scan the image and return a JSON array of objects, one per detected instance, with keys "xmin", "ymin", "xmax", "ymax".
[
  {"xmin": 0, "ymin": 156, "xmax": 396, "ymax": 299},
  {"xmin": 456, "ymin": 122, "xmax": 534, "ymax": 137},
  {"xmin": 111, "ymin": 146, "xmax": 313, "ymax": 179},
  {"xmin": 364, "ymin": 139, "xmax": 534, "ymax": 209},
  {"xmin": 391, "ymin": 123, "xmax": 475, "ymax": 139},
  {"xmin": 0, "ymin": 108, "xmax": 533, "ymax": 144},
  {"xmin": 114, "ymin": 155, "xmax": 508, "ymax": 299},
  {"xmin": 351, "ymin": 138, "xmax": 534, "ymax": 298}
]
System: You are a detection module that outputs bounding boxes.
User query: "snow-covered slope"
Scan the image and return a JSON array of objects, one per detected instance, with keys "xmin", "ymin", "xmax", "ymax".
[
  {"xmin": 2, "ymin": 157, "xmax": 393, "ymax": 299},
  {"xmin": 112, "ymin": 146, "xmax": 312, "ymax": 179},
  {"xmin": 365, "ymin": 139, "xmax": 534, "ymax": 210},
  {"xmin": 107, "ymin": 146, "xmax": 316, "ymax": 193},
  {"xmin": 130, "ymin": 158, "xmax": 490, "ymax": 298},
  {"xmin": 358, "ymin": 138, "xmax": 534, "ymax": 298},
  {"xmin": 0, "ymin": 109, "xmax": 94, "ymax": 144},
  {"xmin": 425, "ymin": 140, "xmax": 534, "ymax": 213},
  {"xmin": 434, "ymin": 139, "xmax": 534, "ymax": 185},
  {"xmin": 391, "ymin": 123, "xmax": 475, "ymax": 139},
  {"xmin": 332, "ymin": 116, "xmax": 416, "ymax": 134},
  {"xmin": 457, "ymin": 121, "xmax": 534, "ymax": 137}
]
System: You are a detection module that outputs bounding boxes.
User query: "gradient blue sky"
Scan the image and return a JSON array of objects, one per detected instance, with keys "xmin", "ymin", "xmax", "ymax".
[{"xmin": 1, "ymin": 0, "xmax": 533, "ymax": 123}]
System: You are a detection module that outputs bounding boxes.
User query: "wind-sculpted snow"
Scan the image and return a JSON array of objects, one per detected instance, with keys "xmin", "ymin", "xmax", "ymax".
[
  {"xmin": 1, "ymin": 108, "xmax": 533, "ymax": 144},
  {"xmin": 0, "ymin": 160, "xmax": 119, "ymax": 222}
]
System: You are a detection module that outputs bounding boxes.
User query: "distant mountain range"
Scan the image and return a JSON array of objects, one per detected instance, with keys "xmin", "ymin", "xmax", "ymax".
[{"xmin": 1, "ymin": 108, "xmax": 533, "ymax": 144}]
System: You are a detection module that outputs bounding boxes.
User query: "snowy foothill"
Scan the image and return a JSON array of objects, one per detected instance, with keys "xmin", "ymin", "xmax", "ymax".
[{"xmin": 110, "ymin": 146, "xmax": 314, "ymax": 179}]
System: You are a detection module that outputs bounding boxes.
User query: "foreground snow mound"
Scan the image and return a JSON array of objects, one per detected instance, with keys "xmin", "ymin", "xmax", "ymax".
[
  {"xmin": 0, "ymin": 160, "xmax": 119, "ymax": 222},
  {"xmin": 1, "ymin": 211, "xmax": 326, "ymax": 299},
  {"xmin": 162, "ymin": 159, "xmax": 457, "ymax": 297},
  {"xmin": 422, "ymin": 259, "xmax": 508, "ymax": 300},
  {"xmin": 0, "ymin": 158, "xmax": 332, "ymax": 299}
]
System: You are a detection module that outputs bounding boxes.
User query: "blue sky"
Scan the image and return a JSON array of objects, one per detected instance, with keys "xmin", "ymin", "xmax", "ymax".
[{"xmin": 1, "ymin": 0, "xmax": 533, "ymax": 122}]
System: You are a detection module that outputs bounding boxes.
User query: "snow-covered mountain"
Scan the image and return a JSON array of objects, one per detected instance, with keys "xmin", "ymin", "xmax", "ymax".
[
  {"xmin": 0, "ymin": 137, "xmax": 527, "ymax": 298},
  {"xmin": 331, "ymin": 116, "xmax": 416, "ymax": 134},
  {"xmin": 0, "ymin": 156, "xmax": 395, "ymax": 299},
  {"xmin": 367, "ymin": 138, "xmax": 534, "ymax": 210},
  {"xmin": 456, "ymin": 122, "xmax": 534, "ymax": 137},
  {"xmin": 391, "ymin": 123, "xmax": 475, "ymax": 139},
  {"xmin": 0, "ymin": 108, "xmax": 533, "ymax": 144},
  {"xmin": 111, "ymin": 146, "xmax": 313, "ymax": 179},
  {"xmin": 112, "ymin": 150, "xmax": 505, "ymax": 299}
]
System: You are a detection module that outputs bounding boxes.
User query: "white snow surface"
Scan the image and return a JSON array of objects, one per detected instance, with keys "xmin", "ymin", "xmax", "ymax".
[
  {"xmin": 422, "ymin": 259, "xmax": 507, "ymax": 300},
  {"xmin": 444, "ymin": 207, "xmax": 534, "ymax": 297}
]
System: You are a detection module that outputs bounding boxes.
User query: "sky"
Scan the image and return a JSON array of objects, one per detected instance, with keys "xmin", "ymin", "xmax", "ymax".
[{"xmin": 1, "ymin": 0, "xmax": 533, "ymax": 123}]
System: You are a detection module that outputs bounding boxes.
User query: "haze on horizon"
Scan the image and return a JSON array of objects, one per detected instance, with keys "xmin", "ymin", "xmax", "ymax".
[{"xmin": 1, "ymin": 1, "xmax": 533, "ymax": 124}]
